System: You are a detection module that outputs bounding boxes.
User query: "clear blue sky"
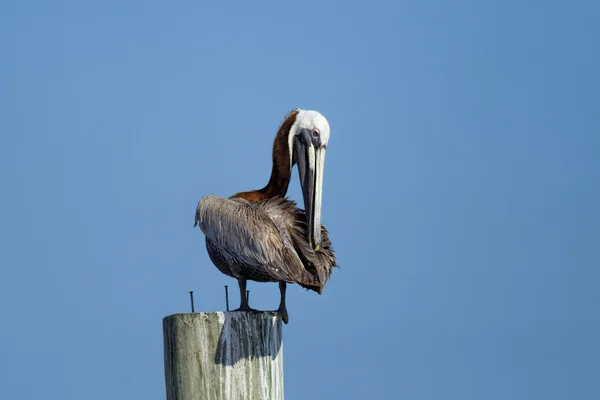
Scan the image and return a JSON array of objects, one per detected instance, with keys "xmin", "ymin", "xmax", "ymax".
[{"xmin": 1, "ymin": 1, "xmax": 599, "ymax": 399}]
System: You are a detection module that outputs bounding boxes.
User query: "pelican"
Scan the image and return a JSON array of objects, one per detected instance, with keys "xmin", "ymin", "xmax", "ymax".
[{"xmin": 194, "ymin": 109, "xmax": 337, "ymax": 323}]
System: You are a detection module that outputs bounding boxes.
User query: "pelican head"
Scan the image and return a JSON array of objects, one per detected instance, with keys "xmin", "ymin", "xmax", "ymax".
[{"xmin": 290, "ymin": 110, "xmax": 330, "ymax": 251}]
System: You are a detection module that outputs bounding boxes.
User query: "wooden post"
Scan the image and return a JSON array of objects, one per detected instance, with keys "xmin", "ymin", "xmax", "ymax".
[{"xmin": 163, "ymin": 312, "xmax": 284, "ymax": 400}]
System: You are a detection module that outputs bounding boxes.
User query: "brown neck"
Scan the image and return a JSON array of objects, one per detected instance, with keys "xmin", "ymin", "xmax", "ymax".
[{"xmin": 232, "ymin": 109, "xmax": 299, "ymax": 203}]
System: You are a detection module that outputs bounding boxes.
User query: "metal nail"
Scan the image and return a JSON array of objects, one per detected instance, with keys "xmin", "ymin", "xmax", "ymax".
[{"xmin": 189, "ymin": 291, "xmax": 195, "ymax": 313}]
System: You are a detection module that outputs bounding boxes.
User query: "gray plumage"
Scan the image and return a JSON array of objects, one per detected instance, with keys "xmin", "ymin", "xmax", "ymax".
[{"xmin": 194, "ymin": 195, "xmax": 336, "ymax": 294}]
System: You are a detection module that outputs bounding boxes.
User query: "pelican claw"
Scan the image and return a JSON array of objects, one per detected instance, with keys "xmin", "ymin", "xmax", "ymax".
[
  {"xmin": 232, "ymin": 306, "xmax": 259, "ymax": 312},
  {"xmin": 275, "ymin": 306, "xmax": 289, "ymax": 324}
]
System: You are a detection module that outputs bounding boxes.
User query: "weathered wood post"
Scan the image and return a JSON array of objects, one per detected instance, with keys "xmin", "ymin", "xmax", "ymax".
[{"xmin": 163, "ymin": 312, "xmax": 284, "ymax": 400}]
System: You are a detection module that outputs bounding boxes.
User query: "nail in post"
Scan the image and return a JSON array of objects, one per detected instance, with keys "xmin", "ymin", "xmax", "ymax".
[
  {"xmin": 189, "ymin": 291, "xmax": 195, "ymax": 313},
  {"xmin": 224, "ymin": 285, "xmax": 229, "ymax": 311}
]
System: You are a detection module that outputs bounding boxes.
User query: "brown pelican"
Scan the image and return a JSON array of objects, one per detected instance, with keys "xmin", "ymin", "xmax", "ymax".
[{"xmin": 194, "ymin": 109, "xmax": 337, "ymax": 323}]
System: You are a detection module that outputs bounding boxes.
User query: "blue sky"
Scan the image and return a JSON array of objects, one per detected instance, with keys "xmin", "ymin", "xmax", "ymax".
[{"xmin": 1, "ymin": 1, "xmax": 599, "ymax": 399}]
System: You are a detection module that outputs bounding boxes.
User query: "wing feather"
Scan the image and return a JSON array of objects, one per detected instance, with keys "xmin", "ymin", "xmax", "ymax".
[
  {"xmin": 257, "ymin": 196, "xmax": 338, "ymax": 292},
  {"xmin": 195, "ymin": 195, "xmax": 305, "ymax": 282}
]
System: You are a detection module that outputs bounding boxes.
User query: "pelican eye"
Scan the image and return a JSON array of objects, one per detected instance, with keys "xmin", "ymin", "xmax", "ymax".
[{"xmin": 312, "ymin": 129, "xmax": 320, "ymax": 137}]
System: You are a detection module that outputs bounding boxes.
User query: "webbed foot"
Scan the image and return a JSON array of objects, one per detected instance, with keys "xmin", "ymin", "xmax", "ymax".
[
  {"xmin": 276, "ymin": 306, "xmax": 289, "ymax": 324},
  {"xmin": 233, "ymin": 305, "xmax": 259, "ymax": 312}
]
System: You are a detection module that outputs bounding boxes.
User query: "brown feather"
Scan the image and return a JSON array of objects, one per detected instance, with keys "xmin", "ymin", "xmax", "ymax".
[{"xmin": 232, "ymin": 109, "xmax": 299, "ymax": 201}]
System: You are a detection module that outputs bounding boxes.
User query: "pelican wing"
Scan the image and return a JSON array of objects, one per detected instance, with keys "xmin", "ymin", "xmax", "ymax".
[{"xmin": 195, "ymin": 195, "xmax": 305, "ymax": 282}]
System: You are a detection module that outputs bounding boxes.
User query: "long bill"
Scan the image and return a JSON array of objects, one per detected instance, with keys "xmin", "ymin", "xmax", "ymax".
[{"xmin": 294, "ymin": 133, "xmax": 326, "ymax": 251}]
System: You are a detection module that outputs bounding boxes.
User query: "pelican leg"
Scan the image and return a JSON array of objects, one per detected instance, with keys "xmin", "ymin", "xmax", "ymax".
[
  {"xmin": 276, "ymin": 282, "xmax": 289, "ymax": 324},
  {"xmin": 233, "ymin": 278, "xmax": 257, "ymax": 312}
]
